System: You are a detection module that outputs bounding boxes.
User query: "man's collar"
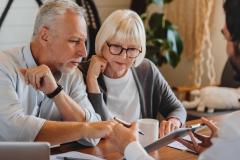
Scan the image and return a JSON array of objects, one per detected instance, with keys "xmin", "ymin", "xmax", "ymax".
[{"xmin": 22, "ymin": 44, "xmax": 38, "ymax": 68}]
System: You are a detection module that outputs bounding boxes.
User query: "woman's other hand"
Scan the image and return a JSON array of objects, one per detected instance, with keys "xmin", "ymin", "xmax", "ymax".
[{"xmin": 159, "ymin": 118, "xmax": 181, "ymax": 138}]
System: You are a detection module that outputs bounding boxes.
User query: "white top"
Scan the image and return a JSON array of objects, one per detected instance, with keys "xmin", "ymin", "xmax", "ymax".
[
  {"xmin": 125, "ymin": 141, "xmax": 154, "ymax": 160},
  {"xmin": 103, "ymin": 69, "xmax": 141, "ymax": 122},
  {"xmin": 0, "ymin": 45, "xmax": 100, "ymax": 144},
  {"xmin": 199, "ymin": 112, "xmax": 240, "ymax": 160}
]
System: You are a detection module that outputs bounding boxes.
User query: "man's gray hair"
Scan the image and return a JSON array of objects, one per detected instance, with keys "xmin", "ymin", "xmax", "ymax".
[{"xmin": 32, "ymin": 0, "xmax": 84, "ymax": 39}]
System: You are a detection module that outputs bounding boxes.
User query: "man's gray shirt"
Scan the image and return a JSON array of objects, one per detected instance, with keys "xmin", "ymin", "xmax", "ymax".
[{"xmin": 0, "ymin": 45, "xmax": 100, "ymax": 145}]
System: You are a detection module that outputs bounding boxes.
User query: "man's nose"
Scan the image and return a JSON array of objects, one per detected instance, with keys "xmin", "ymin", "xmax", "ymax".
[{"xmin": 76, "ymin": 42, "xmax": 87, "ymax": 57}]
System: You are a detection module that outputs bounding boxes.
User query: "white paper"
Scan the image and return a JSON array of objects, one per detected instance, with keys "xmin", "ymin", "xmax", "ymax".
[
  {"xmin": 167, "ymin": 135, "xmax": 200, "ymax": 153},
  {"xmin": 50, "ymin": 144, "xmax": 60, "ymax": 148},
  {"xmin": 50, "ymin": 151, "xmax": 105, "ymax": 160}
]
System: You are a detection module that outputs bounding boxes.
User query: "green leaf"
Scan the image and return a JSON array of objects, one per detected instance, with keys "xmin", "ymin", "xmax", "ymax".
[
  {"xmin": 152, "ymin": 0, "xmax": 173, "ymax": 5},
  {"xmin": 140, "ymin": 13, "xmax": 148, "ymax": 21},
  {"xmin": 174, "ymin": 30, "xmax": 183, "ymax": 55},
  {"xmin": 144, "ymin": 0, "xmax": 183, "ymax": 67},
  {"xmin": 167, "ymin": 29, "xmax": 183, "ymax": 55},
  {"xmin": 153, "ymin": 38, "xmax": 164, "ymax": 45},
  {"xmin": 163, "ymin": 50, "xmax": 180, "ymax": 68},
  {"xmin": 165, "ymin": 19, "xmax": 173, "ymax": 29},
  {"xmin": 153, "ymin": 0, "xmax": 163, "ymax": 5},
  {"xmin": 164, "ymin": 0, "xmax": 173, "ymax": 4},
  {"xmin": 149, "ymin": 13, "xmax": 164, "ymax": 30}
]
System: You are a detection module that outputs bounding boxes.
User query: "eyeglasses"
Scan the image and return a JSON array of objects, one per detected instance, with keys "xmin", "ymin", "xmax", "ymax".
[{"xmin": 106, "ymin": 42, "xmax": 142, "ymax": 58}]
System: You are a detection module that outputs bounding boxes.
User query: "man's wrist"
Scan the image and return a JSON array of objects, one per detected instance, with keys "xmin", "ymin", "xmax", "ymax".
[
  {"xmin": 81, "ymin": 122, "xmax": 89, "ymax": 138},
  {"xmin": 46, "ymin": 84, "xmax": 63, "ymax": 98}
]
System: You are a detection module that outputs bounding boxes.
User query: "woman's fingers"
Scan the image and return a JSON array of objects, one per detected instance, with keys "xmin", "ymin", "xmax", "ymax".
[{"xmin": 159, "ymin": 120, "xmax": 166, "ymax": 138}]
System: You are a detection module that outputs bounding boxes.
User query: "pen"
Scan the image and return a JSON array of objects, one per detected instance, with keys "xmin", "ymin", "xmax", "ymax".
[
  {"xmin": 187, "ymin": 123, "xmax": 207, "ymax": 132},
  {"xmin": 113, "ymin": 117, "xmax": 144, "ymax": 135}
]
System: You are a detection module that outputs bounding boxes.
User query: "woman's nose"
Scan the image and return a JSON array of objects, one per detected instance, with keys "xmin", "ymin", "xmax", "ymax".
[{"xmin": 119, "ymin": 49, "xmax": 127, "ymax": 59}]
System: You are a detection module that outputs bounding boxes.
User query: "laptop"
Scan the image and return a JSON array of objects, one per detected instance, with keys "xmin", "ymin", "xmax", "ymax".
[{"xmin": 0, "ymin": 142, "xmax": 50, "ymax": 160}]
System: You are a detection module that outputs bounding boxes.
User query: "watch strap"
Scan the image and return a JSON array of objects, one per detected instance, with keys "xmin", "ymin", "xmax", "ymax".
[{"xmin": 46, "ymin": 84, "xmax": 63, "ymax": 98}]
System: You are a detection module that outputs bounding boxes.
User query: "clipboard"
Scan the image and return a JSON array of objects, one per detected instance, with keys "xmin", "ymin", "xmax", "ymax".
[{"xmin": 144, "ymin": 124, "xmax": 205, "ymax": 153}]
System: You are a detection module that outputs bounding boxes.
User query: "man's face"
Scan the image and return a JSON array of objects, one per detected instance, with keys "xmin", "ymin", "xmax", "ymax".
[
  {"xmin": 222, "ymin": 24, "xmax": 240, "ymax": 74},
  {"xmin": 45, "ymin": 10, "xmax": 87, "ymax": 74}
]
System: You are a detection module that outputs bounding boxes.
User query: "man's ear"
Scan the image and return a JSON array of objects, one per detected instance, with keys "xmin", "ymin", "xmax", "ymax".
[{"xmin": 38, "ymin": 26, "xmax": 49, "ymax": 46}]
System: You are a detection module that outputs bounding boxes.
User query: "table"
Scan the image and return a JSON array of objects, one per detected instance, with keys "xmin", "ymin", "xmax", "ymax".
[{"xmin": 51, "ymin": 111, "xmax": 240, "ymax": 160}]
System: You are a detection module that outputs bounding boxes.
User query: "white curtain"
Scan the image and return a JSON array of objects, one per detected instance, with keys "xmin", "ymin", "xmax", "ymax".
[{"xmin": 164, "ymin": 0, "xmax": 217, "ymax": 86}]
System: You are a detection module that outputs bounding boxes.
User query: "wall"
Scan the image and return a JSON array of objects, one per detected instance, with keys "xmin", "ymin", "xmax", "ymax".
[
  {"xmin": 0, "ymin": 0, "xmax": 38, "ymax": 50},
  {"xmin": 94, "ymin": 0, "xmax": 131, "ymax": 21}
]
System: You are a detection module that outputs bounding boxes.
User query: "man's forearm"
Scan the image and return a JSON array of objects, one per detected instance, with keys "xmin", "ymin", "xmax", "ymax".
[
  {"xmin": 34, "ymin": 120, "xmax": 114, "ymax": 146},
  {"xmin": 53, "ymin": 91, "xmax": 86, "ymax": 121},
  {"xmin": 34, "ymin": 121, "xmax": 86, "ymax": 145}
]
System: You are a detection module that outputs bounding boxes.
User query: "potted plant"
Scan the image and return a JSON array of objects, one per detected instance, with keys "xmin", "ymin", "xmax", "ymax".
[{"xmin": 131, "ymin": 0, "xmax": 183, "ymax": 68}]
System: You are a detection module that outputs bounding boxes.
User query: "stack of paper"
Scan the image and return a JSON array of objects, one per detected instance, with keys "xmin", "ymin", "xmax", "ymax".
[
  {"xmin": 167, "ymin": 135, "xmax": 200, "ymax": 153},
  {"xmin": 51, "ymin": 151, "xmax": 105, "ymax": 160}
]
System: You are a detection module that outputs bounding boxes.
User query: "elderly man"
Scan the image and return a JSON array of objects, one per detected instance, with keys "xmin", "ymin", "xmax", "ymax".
[
  {"xmin": 0, "ymin": 0, "xmax": 114, "ymax": 146},
  {"xmin": 108, "ymin": 0, "xmax": 240, "ymax": 159}
]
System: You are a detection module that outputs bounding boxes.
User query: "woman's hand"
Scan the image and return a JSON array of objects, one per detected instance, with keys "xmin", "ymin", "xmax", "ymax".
[
  {"xmin": 159, "ymin": 118, "xmax": 181, "ymax": 138},
  {"xmin": 86, "ymin": 55, "xmax": 107, "ymax": 93}
]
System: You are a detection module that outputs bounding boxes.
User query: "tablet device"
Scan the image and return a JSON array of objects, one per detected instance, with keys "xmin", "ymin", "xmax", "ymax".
[
  {"xmin": 144, "ymin": 124, "xmax": 205, "ymax": 153},
  {"xmin": 0, "ymin": 142, "xmax": 50, "ymax": 160}
]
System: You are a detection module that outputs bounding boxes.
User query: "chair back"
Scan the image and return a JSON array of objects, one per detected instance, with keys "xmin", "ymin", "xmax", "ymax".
[
  {"xmin": 76, "ymin": 0, "xmax": 101, "ymax": 59},
  {"xmin": 220, "ymin": 59, "xmax": 240, "ymax": 88}
]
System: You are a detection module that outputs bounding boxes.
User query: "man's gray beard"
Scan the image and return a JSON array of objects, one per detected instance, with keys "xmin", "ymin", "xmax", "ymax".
[{"xmin": 60, "ymin": 66, "xmax": 77, "ymax": 75}]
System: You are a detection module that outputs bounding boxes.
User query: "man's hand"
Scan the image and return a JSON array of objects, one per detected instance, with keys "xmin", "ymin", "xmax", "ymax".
[
  {"xmin": 20, "ymin": 64, "xmax": 57, "ymax": 94},
  {"xmin": 86, "ymin": 55, "xmax": 107, "ymax": 93},
  {"xmin": 83, "ymin": 121, "xmax": 116, "ymax": 139},
  {"xmin": 159, "ymin": 118, "xmax": 181, "ymax": 137},
  {"xmin": 108, "ymin": 122, "xmax": 138, "ymax": 153}
]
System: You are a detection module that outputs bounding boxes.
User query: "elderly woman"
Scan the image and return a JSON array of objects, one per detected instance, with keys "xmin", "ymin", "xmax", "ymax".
[{"xmin": 80, "ymin": 9, "xmax": 186, "ymax": 137}]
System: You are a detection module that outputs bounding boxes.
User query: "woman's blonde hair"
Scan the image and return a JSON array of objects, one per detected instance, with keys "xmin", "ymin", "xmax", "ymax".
[{"xmin": 95, "ymin": 9, "xmax": 146, "ymax": 67}]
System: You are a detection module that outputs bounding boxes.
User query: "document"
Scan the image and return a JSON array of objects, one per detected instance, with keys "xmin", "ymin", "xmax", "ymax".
[
  {"xmin": 51, "ymin": 151, "xmax": 105, "ymax": 160},
  {"xmin": 167, "ymin": 135, "xmax": 201, "ymax": 153}
]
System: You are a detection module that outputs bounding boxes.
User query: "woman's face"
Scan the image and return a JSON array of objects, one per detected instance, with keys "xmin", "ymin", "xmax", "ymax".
[{"xmin": 102, "ymin": 38, "xmax": 141, "ymax": 78}]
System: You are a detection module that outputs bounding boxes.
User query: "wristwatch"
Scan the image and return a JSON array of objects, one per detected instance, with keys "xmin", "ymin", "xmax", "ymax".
[{"xmin": 46, "ymin": 84, "xmax": 63, "ymax": 98}]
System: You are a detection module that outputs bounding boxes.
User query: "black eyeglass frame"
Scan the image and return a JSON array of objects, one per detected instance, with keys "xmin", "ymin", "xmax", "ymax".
[{"xmin": 106, "ymin": 42, "xmax": 142, "ymax": 58}]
